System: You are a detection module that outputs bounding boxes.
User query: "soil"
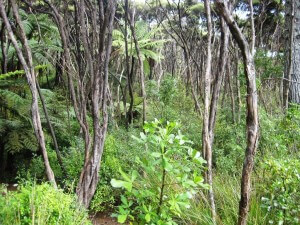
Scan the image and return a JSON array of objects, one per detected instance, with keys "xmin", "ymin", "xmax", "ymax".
[
  {"xmin": 1, "ymin": 183, "xmax": 18, "ymax": 195},
  {"xmin": 91, "ymin": 213, "xmax": 120, "ymax": 225}
]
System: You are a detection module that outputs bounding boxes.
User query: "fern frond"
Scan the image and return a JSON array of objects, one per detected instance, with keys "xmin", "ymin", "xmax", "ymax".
[{"xmin": 0, "ymin": 89, "xmax": 31, "ymax": 119}]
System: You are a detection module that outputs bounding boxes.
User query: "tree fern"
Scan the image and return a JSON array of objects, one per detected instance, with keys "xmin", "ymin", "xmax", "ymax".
[
  {"xmin": 112, "ymin": 21, "xmax": 166, "ymax": 61},
  {"xmin": 0, "ymin": 89, "xmax": 31, "ymax": 120}
]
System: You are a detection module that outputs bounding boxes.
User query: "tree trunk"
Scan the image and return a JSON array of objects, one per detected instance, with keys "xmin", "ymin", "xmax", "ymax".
[
  {"xmin": 227, "ymin": 62, "xmax": 236, "ymax": 124},
  {"xmin": 284, "ymin": 0, "xmax": 300, "ymax": 106},
  {"xmin": 0, "ymin": 0, "xmax": 57, "ymax": 187},
  {"xmin": 208, "ymin": 17, "xmax": 229, "ymax": 144},
  {"xmin": 202, "ymin": 0, "xmax": 216, "ymax": 223},
  {"xmin": 123, "ymin": 0, "xmax": 129, "ymax": 125},
  {"xmin": 183, "ymin": 48, "xmax": 202, "ymax": 116},
  {"xmin": 129, "ymin": 8, "xmax": 147, "ymax": 125},
  {"xmin": 36, "ymin": 81, "xmax": 66, "ymax": 177},
  {"xmin": 44, "ymin": 0, "xmax": 92, "ymax": 167},
  {"xmin": 76, "ymin": 0, "xmax": 116, "ymax": 207},
  {"xmin": 235, "ymin": 49, "xmax": 242, "ymax": 123},
  {"xmin": 0, "ymin": 0, "xmax": 56, "ymax": 187},
  {"xmin": 216, "ymin": 1, "xmax": 259, "ymax": 224},
  {"xmin": 0, "ymin": 20, "xmax": 8, "ymax": 74}
]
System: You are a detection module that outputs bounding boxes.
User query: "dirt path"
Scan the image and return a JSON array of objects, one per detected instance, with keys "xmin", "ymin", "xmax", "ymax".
[{"xmin": 91, "ymin": 213, "xmax": 120, "ymax": 225}]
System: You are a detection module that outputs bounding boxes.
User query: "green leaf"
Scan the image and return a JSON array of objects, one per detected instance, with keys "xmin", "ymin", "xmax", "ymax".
[
  {"xmin": 131, "ymin": 135, "xmax": 144, "ymax": 143},
  {"xmin": 117, "ymin": 214, "xmax": 127, "ymax": 223},
  {"xmin": 123, "ymin": 182, "xmax": 133, "ymax": 192},
  {"xmin": 145, "ymin": 213, "xmax": 151, "ymax": 222},
  {"xmin": 131, "ymin": 170, "xmax": 139, "ymax": 181},
  {"xmin": 121, "ymin": 195, "xmax": 128, "ymax": 205},
  {"xmin": 111, "ymin": 179, "xmax": 133, "ymax": 192},
  {"xmin": 110, "ymin": 179, "xmax": 124, "ymax": 188},
  {"xmin": 144, "ymin": 59, "xmax": 150, "ymax": 76},
  {"xmin": 151, "ymin": 152, "xmax": 161, "ymax": 158},
  {"xmin": 119, "ymin": 168, "xmax": 131, "ymax": 182},
  {"xmin": 194, "ymin": 176, "xmax": 204, "ymax": 184},
  {"xmin": 163, "ymin": 158, "xmax": 173, "ymax": 171},
  {"xmin": 140, "ymin": 132, "xmax": 147, "ymax": 140}
]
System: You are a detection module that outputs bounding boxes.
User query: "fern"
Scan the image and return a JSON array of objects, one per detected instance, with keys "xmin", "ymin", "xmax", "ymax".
[
  {"xmin": 112, "ymin": 20, "xmax": 166, "ymax": 62},
  {"xmin": 0, "ymin": 90, "xmax": 31, "ymax": 120},
  {"xmin": 4, "ymin": 130, "xmax": 23, "ymax": 153}
]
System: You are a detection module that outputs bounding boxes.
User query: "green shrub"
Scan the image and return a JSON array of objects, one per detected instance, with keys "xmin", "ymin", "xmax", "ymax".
[
  {"xmin": 0, "ymin": 182, "xmax": 91, "ymax": 225},
  {"xmin": 213, "ymin": 113, "xmax": 246, "ymax": 175},
  {"xmin": 62, "ymin": 137, "xmax": 85, "ymax": 184},
  {"xmin": 260, "ymin": 158, "xmax": 300, "ymax": 224},
  {"xmin": 148, "ymin": 76, "xmax": 202, "ymax": 149},
  {"xmin": 16, "ymin": 137, "xmax": 84, "ymax": 186},
  {"xmin": 90, "ymin": 134, "xmax": 122, "ymax": 212},
  {"xmin": 90, "ymin": 184, "xmax": 116, "ymax": 213},
  {"xmin": 16, "ymin": 147, "xmax": 63, "ymax": 183},
  {"xmin": 111, "ymin": 120, "xmax": 208, "ymax": 224}
]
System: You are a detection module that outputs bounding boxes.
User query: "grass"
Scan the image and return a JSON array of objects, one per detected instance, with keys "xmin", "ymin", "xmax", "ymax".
[{"xmin": 181, "ymin": 173, "xmax": 268, "ymax": 225}]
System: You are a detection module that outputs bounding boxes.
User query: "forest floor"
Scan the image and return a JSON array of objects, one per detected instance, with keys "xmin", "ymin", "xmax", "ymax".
[{"xmin": 91, "ymin": 213, "xmax": 119, "ymax": 225}]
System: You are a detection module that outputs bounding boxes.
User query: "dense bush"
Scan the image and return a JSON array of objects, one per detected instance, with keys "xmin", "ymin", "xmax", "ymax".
[
  {"xmin": 16, "ymin": 140, "xmax": 82, "ymax": 185},
  {"xmin": 260, "ymin": 158, "xmax": 300, "ymax": 224},
  {"xmin": 213, "ymin": 112, "xmax": 246, "ymax": 175},
  {"xmin": 111, "ymin": 120, "xmax": 208, "ymax": 224},
  {"xmin": 0, "ymin": 182, "xmax": 91, "ymax": 225},
  {"xmin": 147, "ymin": 76, "xmax": 202, "ymax": 149}
]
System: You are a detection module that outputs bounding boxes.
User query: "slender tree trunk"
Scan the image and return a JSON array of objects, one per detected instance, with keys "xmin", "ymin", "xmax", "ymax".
[
  {"xmin": 283, "ymin": 0, "xmax": 295, "ymax": 109},
  {"xmin": 183, "ymin": 48, "xmax": 202, "ymax": 116},
  {"xmin": 36, "ymin": 81, "xmax": 66, "ymax": 176},
  {"xmin": 208, "ymin": 18, "xmax": 229, "ymax": 144},
  {"xmin": 44, "ymin": 0, "xmax": 91, "ymax": 166},
  {"xmin": 202, "ymin": 0, "xmax": 216, "ymax": 223},
  {"xmin": 216, "ymin": 1, "xmax": 259, "ymax": 224},
  {"xmin": 124, "ymin": 0, "xmax": 134, "ymax": 126},
  {"xmin": 43, "ymin": 0, "xmax": 116, "ymax": 206},
  {"xmin": 127, "ymin": 56, "xmax": 135, "ymax": 124},
  {"xmin": 235, "ymin": 49, "xmax": 242, "ymax": 123},
  {"xmin": 227, "ymin": 62, "xmax": 236, "ymax": 124},
  {"xmin": 0, "ymin": 20, "xmax": 9, "ymax": 74},
  {"xmin": 0, "ymin": 0, "xmax": 57, "ymax": 187},
  {"xmin": 129, "ymin": 8, "xmax": 147, "ymax": 125}
]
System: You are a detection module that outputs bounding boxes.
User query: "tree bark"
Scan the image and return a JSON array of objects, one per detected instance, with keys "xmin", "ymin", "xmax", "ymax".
[
  {"xmin": 215, "ymin": 1, "xmax": 259, "ymax": 225},
  {"xmin": 124, "ymin": 0, "xmax": 130, "ymax": 127},
  {"xmin": 0, "ymin": 10, "xmax": 9, "ymax": 74},
  {"xmin": 42, "ymin": 0, "xmax": 116, "ymax": 206},
  {"xmin": 202, "ymin": 0, "xmax": 216, "ymax": 223},
  {"xmin": 284, "ymin": 0, "xmax": 300, "ymax": 106},
  {"xmin": 76, "ymin": 0, "xmax": 116, "ymax": 207}
]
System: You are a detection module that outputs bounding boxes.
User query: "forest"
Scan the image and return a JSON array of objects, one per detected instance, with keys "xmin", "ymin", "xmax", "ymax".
[{"xmin": 0, "ymin": 0, "xmax": 299, "ymax": 224}]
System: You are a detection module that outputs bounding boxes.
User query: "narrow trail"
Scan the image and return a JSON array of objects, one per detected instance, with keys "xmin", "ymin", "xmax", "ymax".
[{"xmin": 91, "ymin": 213, "xmax": 120, "ymax": 225}]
